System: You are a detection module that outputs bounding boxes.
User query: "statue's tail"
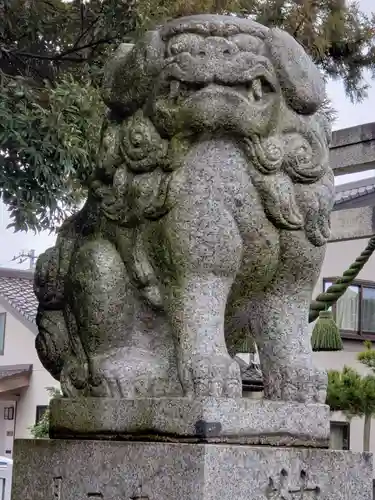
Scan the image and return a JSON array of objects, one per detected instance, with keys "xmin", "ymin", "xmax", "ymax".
[
  {"xmin": 33, "ymin": 216, "xmax": 83, "ymax": 382},
  {"xmin": 309, "ymin": 234, "xmax": 375, "ymax": 323},
  {"xmin": 34, "ymin": 245, "xmax": 70, "ymax": 381}
]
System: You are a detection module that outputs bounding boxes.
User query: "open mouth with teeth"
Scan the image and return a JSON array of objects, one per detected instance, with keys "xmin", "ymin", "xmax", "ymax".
[{"xmin": 168, "ymin": 75, "xmax": 276, "ymax": 104}]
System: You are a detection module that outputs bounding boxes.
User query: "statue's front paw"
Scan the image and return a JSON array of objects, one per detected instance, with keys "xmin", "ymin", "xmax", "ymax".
[
  {"xmin": 179, "ymin": 352, "xmax": 242, "ymax": 398},
  {"xmin": 263, "ymin": 361, "xmax": 327, "ymax": 404},
  {"xmin": 83, "ymin": 349, "xmax": 183, "ymax": 398}
]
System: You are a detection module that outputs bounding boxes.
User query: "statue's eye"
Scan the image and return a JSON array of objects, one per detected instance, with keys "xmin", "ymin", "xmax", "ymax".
[
  {"xmin": 169, "ymin": 43, "xmax": 181, "ymax": 55},
  {"xmin": 230, "ymin": 34, "xmax": 264, "ymax": 54},
  {"xmin": 168, "ymin": 34, "xmax": 203, "ymax": 56},
  {"xmin": 296, "ymin": 141, "xmax": 311, "ymax": 156}
]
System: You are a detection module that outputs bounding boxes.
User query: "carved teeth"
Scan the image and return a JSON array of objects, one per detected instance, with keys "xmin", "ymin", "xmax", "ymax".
[
  {"xmin": 169, "ymin": 80, "xmax": 180, "ymax": 99},
  {"xmin": 247, "ymin": 79, "xmax": 264, "ymax": 102},
  {"xmin": 248, "ymin": 82, "xmax": 255, "ymax": 102},
  {"xmin": 168, "ymin": 77, "xmax": 266, "ymax": 103},
  {"xmin": 252, "ymin": 79, "xmax": 263, "ymax": 100}
]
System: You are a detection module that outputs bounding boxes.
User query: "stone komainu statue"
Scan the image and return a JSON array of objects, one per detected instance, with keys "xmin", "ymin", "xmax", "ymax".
[{"xmin": 34, "ymin": 15, "xmax": 335, "ymax": 403}]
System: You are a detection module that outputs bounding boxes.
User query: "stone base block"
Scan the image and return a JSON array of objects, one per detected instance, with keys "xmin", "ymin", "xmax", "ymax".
[
  {"xmin": 12, "ymin": 439, "xmax": 372, "ymax": 500},
  {"xmin": 50, "ymin": 397, "xmax": 330, "ymax": 447}
]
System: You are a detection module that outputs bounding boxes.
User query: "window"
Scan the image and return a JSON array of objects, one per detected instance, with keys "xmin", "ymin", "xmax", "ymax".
[
  {"xmin": 4, "ymin": 407, "xmax": 14, "ymax": 421},
  {"xmin": 0, "ymin": 313, "xmax": 6, "ymax": 355},
  {"xmin": 330, "ymin": 421, "xmax": 350, "ymax": 450},
  {"xmin": 35, "ymin": 405, "xmax": 48, "ymax": 425},
  {"xmin": 324, "ymin": 279, "xmax": 375, "ymax": 338}
]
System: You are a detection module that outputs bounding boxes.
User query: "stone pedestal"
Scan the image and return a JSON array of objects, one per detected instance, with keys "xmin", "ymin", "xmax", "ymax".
[
  {"xmin": 12, "ymin": 439, "xmax": 373, "ymax": 500},
  {"xmin": 49, "ymin": 397, "xmax": 330, "ymax": 447},
  {"xmin": 12, "ymin": 398, "xmax": 374, "ymax": 498}
]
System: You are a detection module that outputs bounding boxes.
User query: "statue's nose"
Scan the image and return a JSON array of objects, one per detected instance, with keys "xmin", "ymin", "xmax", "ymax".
[{"xmin": 198, "ymin": 37, "xmax": 239, "ymax": 58}]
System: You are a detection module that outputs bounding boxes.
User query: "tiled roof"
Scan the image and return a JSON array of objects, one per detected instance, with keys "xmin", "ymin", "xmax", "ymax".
[
  {"xmin": 234, "ymin": 356, "xmax": 263, "ymax": 392},
  {"xmin": 0, "ymin": 364, "xmax": 32, "ymax": 380},
  {"xmin": 0, "ymin": 268, "xmax": 37, "ymax": 326},
  {"xmin": 335, "ymin": 177, "xmax": 375, "ymax": 206}
]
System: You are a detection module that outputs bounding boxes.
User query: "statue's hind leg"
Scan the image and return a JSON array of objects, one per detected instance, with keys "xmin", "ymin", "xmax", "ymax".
[
  {"xmin": 66, "ymin": 238, "xmax": 182, "ymax": 397},
  {"xmin": 249, "ymin": 231, "xmax": 327, "ymax": 403}
]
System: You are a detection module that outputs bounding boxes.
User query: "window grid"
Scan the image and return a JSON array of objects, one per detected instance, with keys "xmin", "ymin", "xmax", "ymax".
[
  {"xmin": 323, "ymin": 278, "xmax": 375, "ymax": 339},
  {"xmin": 35, "ymin": 405, "xmax": 48, "ymax": 425},
  {"xmin": 4, "ymin": 407, "xmax": 14, "ymax": 421}
]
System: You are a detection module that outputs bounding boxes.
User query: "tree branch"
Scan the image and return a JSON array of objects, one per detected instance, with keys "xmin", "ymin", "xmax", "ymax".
[
  {"xmin": 0, "ymin": 46, "xmax": 50, "ymax": 82},
  {"xmin": 56, "ymin": 37, "xmax": 115, "ymax": 58},
  {"xmin": 80, "ymin": 0, "xmax": 85, "ymax": 33},
  {"xmin": 4, "ymin": 37, "xmax": 117, "ymax": 64},
  {"xmin": 71, "ymin": 3, "xmax": 105, "ymax": 52},
  {"xmin": 41, "ymin": 0, "xmax": 66, "ymax": 12},
  {"xmin": 4, "ymin": 49, "xmax": 84, "ymax": 63}
]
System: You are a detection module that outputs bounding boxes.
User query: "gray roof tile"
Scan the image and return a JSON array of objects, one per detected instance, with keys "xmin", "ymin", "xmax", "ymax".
[
  {"xmin": 0, "ymin": 364, "xmax": 32, "ymax": 380},
  {"xmin": 335, "ymin": 183, "xmax": 375, "ymax": 205},
  {"xmin": 334, "ymin": 176, "xmax": 375, "ymax": 206},
  {"xmin": 0, "ymin": 269, "xmax": 37, "ymax": 325}
]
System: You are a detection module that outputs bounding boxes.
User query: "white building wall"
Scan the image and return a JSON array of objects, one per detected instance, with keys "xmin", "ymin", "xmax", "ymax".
[
  {"xmin": 313, "ymin": 236, "xmax": 375, "ymax": 299},
  {"xmin": 0, "ymin": 304, "xmax": 58, "ymax": 439},
  {"xmin": 0, "ymin": 401, "xmax": 15, "ymax": 457}
]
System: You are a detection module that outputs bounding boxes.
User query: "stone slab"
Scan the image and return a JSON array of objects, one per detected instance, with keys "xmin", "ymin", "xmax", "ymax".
[
  {"xmin": 12, "ymin": 439, "xmax": 373, "ymax": 500},
  {"xmin": 50, "ymin": 397, "xmax": 330, "ymax": 447},
  {"xmin": 329, "ymin": 121, "xmax": 375, "ymax": 176}
]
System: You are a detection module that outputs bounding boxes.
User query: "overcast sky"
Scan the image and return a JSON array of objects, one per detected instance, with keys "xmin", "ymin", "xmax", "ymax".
[
  {"xmin": 328, "ymin": 0, "xmax": 374, "ymax": 185},
  {"xmin": 0, "ymin": 0, "xmax": 374, "ymax": 269}
]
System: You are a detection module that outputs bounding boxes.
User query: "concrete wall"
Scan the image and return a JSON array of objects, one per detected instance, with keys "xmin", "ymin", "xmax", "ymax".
[
  {"xmin": 0, "ymin": 304, "xmax": 58, "ymax": 439},
  {"xmin": 330, "ymin": 206, "xmax": 374, "ymax": 241}
]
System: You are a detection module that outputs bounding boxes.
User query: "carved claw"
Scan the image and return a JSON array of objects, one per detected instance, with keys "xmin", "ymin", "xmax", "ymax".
[
  {"xmin": 83, "ymin": 350, "xmax": 183, "ymax": 398},
  {"xmin": 179, "ymin": 353, "xmax": 242, "ymax": 398},
  {"xmin": 263, "ymin": 362, "xmax": 327, "ymax": 404}
]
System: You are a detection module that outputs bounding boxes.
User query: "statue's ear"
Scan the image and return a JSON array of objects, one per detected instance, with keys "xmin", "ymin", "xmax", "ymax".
[
  {"xmin": 102, "ymin": 43, "xmax": 134, "ymax": 107},
  {"xmin": 266, "ymin": 28, "xmax": 325, "ymax": 115},
  {"xmin": 101, "ymin": 31, "xmax": 165, "ymax": 118}
]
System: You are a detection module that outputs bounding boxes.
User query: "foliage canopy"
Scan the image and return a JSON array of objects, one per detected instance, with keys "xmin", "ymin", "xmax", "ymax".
[{"xmin": 326, "ymin": 366, "xmax": 375, "ymax": 417}]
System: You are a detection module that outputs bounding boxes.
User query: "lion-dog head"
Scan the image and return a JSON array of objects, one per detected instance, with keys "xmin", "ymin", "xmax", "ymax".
[{"xmin": 94, "ymin": 15, "xmax": 334, "ymax": 305}]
